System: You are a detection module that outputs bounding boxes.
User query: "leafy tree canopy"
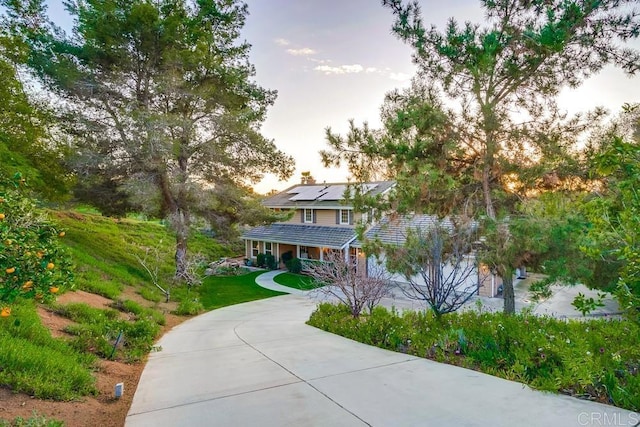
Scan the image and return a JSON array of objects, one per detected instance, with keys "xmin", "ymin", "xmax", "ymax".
[
  {"xmin": 323, "ymin": 0, "xmax": 639, "ymax": 313},
  {"xmin": 2, "ymin": 0, "xmax": 295, "ymax": 278}
]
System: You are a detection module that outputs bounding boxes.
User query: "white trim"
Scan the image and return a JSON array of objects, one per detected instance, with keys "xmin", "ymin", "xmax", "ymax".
[
  {"xmin": 303, "ymin": 208, "xmax": 314, "ymax": 223},
  {"xmin": 339, "ymin": 209, "xmax": 351, "ymax": 225}
]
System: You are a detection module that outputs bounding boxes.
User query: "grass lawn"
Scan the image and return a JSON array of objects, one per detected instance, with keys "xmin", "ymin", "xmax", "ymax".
[
  {"xmin": 198, "ymin": 271, "xmax": 286, "ymax": 310},
  {"xmin": 273, "ymin": 272, "xmax": 316, "ymax": 290}
]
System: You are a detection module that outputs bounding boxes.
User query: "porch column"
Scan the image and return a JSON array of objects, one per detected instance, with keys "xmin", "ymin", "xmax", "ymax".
[
  {"xmin": 296, "ymin": 245, "xmax": 300, "ymax": 258},
  {"xmin": 319, "ymin": 248, "xmax": 324, "ymax": 262}
]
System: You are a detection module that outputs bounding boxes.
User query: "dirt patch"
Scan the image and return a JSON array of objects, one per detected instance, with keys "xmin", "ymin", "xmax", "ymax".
[{"xmin": 0, "ymin": 288, "xmax": 188, "ymax": 426}]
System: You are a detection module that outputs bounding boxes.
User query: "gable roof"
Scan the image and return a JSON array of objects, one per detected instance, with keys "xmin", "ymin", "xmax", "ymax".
[
  {"xmin": 354, "ymin": 214, "xmax": 476, "ymax": 247},
  {"xmin": 263, "ymin": 181, "xmax": 395, "ymax": 209},
  {"xmin": 242, "ymin": 224, "xmax": 357, "ymax": 249}
]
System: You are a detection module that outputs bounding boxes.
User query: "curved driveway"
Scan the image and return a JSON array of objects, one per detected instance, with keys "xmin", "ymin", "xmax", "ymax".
[{"xmin": 126, "ymin": 288, "xmax": 636, "ymax": 426}]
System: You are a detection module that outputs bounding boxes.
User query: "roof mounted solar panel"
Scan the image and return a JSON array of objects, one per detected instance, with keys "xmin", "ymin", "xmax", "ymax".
[
  {"xmin": 285, "ymin": 185, "xmax": 324, "ymax": 194},
  {"xmin": 288, "ymin": 186, "xmax": 328, "ymax": 201}
]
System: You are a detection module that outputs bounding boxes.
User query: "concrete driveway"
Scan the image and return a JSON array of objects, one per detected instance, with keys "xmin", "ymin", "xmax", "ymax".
[{"xmin": 126, "ymin": 294, "xmax": 636, "ymax": 427}]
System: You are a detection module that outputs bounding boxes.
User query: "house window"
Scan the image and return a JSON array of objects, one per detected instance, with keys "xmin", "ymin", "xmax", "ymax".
[
  {"xmin": 339, "ymin": 209, "xmax": 351, "ymax": 225},
  {"xmin": 304, "ymin": 209, "xmax": 314, "ymax": 223},
  {"xmin": 265, "ymin": 242, "xmax": 272, "ymax": 256},
  {"xmin": 251, "ymin": 241, "xmax": 259, "ymax": 257}
]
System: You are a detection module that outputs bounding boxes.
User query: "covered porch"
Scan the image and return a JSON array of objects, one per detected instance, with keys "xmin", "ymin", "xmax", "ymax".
[{"xmin": 242, "ymin": 223, "xmax": 362, "ymax": 269}]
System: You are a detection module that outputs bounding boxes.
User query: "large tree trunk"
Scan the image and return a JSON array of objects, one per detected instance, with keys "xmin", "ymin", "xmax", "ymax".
[
  {"xmin": 502, "ymin": 266, "xmax": 515, "ymax": 314},
  {"xmin": 173, "ymin": 208, "xmax": 190, "ymax": 282}
]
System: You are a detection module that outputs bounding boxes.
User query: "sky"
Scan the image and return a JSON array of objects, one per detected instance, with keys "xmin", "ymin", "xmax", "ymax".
[{"xmin": 40, "ymin": 0, "xmax": 640, "ymax": 193}]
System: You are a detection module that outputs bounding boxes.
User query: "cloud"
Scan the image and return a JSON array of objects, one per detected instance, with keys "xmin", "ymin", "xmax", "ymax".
[
  {"xmin": 314, "ymin": 64, "xmax": 364, "ymax": 75},
  {"xmin": 312, "ymin": 62, "xmax": 411, "ymax": 81},
  {"xmin": 286, "ymin": 47, "xmax": 317, "ymax": 56},
  {"xmin": 274, "ymin": 38, "xmax": 290, "ymax": 46},
  {"xmin": 388, "ymin": 72, "xmax": 411, "ymax": 81}
]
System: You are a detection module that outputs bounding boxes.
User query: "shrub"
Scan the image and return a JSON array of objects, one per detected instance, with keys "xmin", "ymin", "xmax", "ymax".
[
  {"xmin": 281, "ymin": 251, "xmax": 293, "ymax": 265},
  {"xmin": 0, "ymin": 173, "xmax": 73, "ymax": 313},
  {"xmin": 285, "ymin": 258, "xmax": 302, "ymax": 274},
  {"xmin": 256, "ymin": 253, "xmax": 266, "ymax": 268},
  {"xmin": 264, "ymin": 254, "xmax": 277, "ymax": 270},
  {"xmin": 308, "ymin": 303, "xmax": 640, "ymax": 411}
]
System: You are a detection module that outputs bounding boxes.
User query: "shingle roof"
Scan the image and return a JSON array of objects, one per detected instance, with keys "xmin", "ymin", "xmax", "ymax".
[
  {"xmin": 262, "ymin": 181, "xmax": 395, "ymax": 209},
  {"xmin": 242, "ymin": 224, "xmax": 357, "ymax": 248},
  {"xmin": 353, "ymin": 214, "xmax": 456, "ymax": 247}
]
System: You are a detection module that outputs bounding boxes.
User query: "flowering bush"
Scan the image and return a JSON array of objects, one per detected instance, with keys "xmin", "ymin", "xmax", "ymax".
[{"xmin": 0, "ymin": 174, "xmax": 73, "ymax": 315}]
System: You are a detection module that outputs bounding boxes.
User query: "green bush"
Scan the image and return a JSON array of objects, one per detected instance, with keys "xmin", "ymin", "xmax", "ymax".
[
  {"xmin": 281, "ymin": 251, "xmax": 293, "ymax": 265},
  {"xmin": 264, "ymin": 254, "xmax": 277, "ymax": 270},
  {"xmin": 308, "ymin": 303, "xmax": 640, "ymax": 411},
  {"xmin": 0, "ymin": 173, "xmax": 74, "ymax": 312},
  {"xmin": 256, "ymin": 253, "xmax": 266, "ymax": 268},
  {"xmin": 285, "ymin": 258, "xmax": 302, "ymax": 274}
]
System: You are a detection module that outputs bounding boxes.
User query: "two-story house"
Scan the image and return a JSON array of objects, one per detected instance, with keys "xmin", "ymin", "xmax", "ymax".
[
  {"xmin": 241, "ymin": 181, "xmax": 395, "ymax": 268},
  {"xmin": 242, "ymin": 180, "xmax": 503, "ymax": 298}
]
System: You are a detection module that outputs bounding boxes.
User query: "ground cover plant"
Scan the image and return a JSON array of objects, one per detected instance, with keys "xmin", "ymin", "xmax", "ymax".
[
  {"xmin": 197, "ymin": 271, "xmax": 285, "ymax": 310},
  {"xmin": 50, "ymin": 302, "xmax": 160, "ymax": 363},
  {"xmin": 53, "ymin": 211, "xmax": 230, "ymax": 302},
  {"xmin": 0, "ymin": 411, "xmax": 64, "ymax": 427},
  {"xmin": 272, "ymin": 272, "xmax": 316, "ymax": 291},
  {"xmin": 308, "ymin": 303, "xmax": 640, "ymax": 411},
  {"xmin": 0, "ymin": 299, "xmax": 96, "ymax": 400}
]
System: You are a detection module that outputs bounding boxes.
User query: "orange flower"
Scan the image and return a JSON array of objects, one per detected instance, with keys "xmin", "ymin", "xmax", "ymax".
[
  {"xmin": 58, "ymin": 231, "xmax": 65, "ymax": 237},
  {"xmin": 36, "ymin": 251, "xmax": 44, "ymax": 259},
  {"xmin": 22, "ymin": 281, "xmax": 33, "ymax": 290},
  {"xmin": 1, "ymin": 307, "xmax": 10, "ymax": 318},
  {"xmin": 0, "ymin": 213, "xmax": 5, "ymax": 220},
  {"xmin": 5, "ymin": 267, "xmax": 15, "ymax": 274},
  {"xmin": 46, "ymin": 262, "xmax": 55, "ymax": 270},
  {"xmin": 49, "ymin": 286, "xmax": 59, "ymax": 294}
]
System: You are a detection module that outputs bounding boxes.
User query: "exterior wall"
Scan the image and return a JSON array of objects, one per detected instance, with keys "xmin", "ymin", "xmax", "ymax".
[
  {"xmin": 300, "ymin": 246, "xmax": 321, "ymax": 260},
  {"xmin": 279, "ymin": 243, "xmax": 296, "ymax": 267},
  {"xmin": 277, "ymin": 208, "xmax": 355, "ymax": 227},
  {"xmin": 477, "ymin": 266, "xmax": 504, "ymax": 298},
  {"xmin": 369, "ymin": 253, "xmax": 480, "ymax": 295}
]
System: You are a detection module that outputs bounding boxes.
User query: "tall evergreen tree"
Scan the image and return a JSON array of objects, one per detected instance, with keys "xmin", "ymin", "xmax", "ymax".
[
  {"xmin": 324, "ymin": 0, "xmax": 639, "ymax": 313},
  {"xmin": 3, "ymin": 0, "xmax": 294, "ymax": 280}
]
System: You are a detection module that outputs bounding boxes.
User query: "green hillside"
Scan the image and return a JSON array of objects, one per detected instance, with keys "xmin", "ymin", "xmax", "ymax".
[
  {"xmin": 1, "ymin": 210, "xmax": 283, "ymax": 403},
  {"xmin": 52, "ymin": 211, "xmax": 230, "ymax": 301}
]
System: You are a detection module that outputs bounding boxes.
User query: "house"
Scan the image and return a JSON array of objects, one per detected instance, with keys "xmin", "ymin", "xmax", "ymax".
[
  {"xmin": 353, "ymin": 214, "xmax": 503, "ymax": 298},
  {"xmin": 242, "ymin": 182, "xmax": 502, "ymax": 298},
  {"xmin": 241, "ymin": 181, "xmax": 395, "ymax": 268}
]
